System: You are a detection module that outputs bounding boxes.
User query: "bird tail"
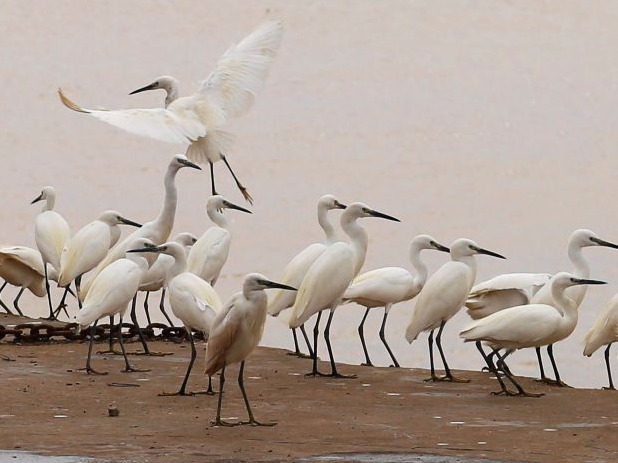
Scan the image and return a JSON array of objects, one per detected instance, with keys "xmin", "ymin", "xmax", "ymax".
[
  {"xmin": 186, "ymin": 130, "xmax": 236, "ymax": 166},
  {"xmin": 583, "ymin": 328, "xmax": 607, "ymax": 357}
]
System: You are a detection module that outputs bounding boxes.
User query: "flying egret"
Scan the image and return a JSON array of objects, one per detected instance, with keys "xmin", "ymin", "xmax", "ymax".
[
  {"xmin": 0, "ymin": 246, "xmax": 47, "ymax": 316},
  {"xmin": 289, "ymin": 203, "xmax": 400, "ymax": 378},
  {"xmin": 268, "ymin": 194, "xmax": 346, "ymax": 358},
  {"xmin": 131, "ymin": 241, "xmax": 222, "ymax": 395},
  {"xmin": 187, "ymin": 195, "xmax": 252, "ymax": 286},
  {"xmin": 31, "ymin": 186, "xmax": 71, "ymax": 319},
  {"xmin": 139, "ymin": 232, "xmax": 197, "ymax": 326},
  {"xmin": 583, "ymin": 293, "xmax": 618, "ymax": 390},
  {"xmin": 58, "ymin": 210, "xmax": 141, "ymax": 305},
  {"xmin": 529, "ymin": 229, "xmax": 618, "ymax": 385},
  {"xmin": 460, "ymin": 272, "xmax": 606, "ymax": 396},
  {"xmin": 205, "ymin": 273, "xmax": 296, "ymax": 427},
  {"xmin": 75, "ymin": 238, "xmax": 155, "ymax": 375},
  {"xmin": 343, "ymin": 235, "xmax": 450, "ymax": 368},
  {"xmin": 58, "ymin": 19, "xmax": 284, "ymax": 203},
  {"xmin": 405, "ymin": 238, "xmax": 506, "ymax": 382}
]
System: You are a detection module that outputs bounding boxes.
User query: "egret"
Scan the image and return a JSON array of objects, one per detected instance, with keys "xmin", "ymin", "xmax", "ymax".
[
  {"xmin": 75, "ymin": 238, "xmax": 155, "ymax": 375},
  {"xmin": 58, "ymin": 19, "xmax": 284, "ymax": 203},
  {"xmin": 583, "ymin": 293, "xmax": 618, "ymax": 390},
  {"xmin": 268, "ymin": 194, "xmax": 346, "ymax": 358},
  {"xmin": 58, "ymin": 210, "xmax": 141, "ymax": 304},
  {"xmin": 343, "ymin": 235, "xmax": 450, "ymax": 368},
  {"xmin": 289, "ymin": 203, "xmax": 400, "ymax": 378},
  {"xmin": 0, "ymin": 246, "xmax": 46, "ymax": 316},
  {"xmin": 460, "ymin": 272, "xmax": 606, "ymax": 396},
  {"xmin": 529, "ymin": 229, "xmax": 618, "ymax": 385},
  {"xmin": 205, "ymin": 273, "xmax": 296, "ymax": 426},
  {"xmin": 139, "ymin": 232, "xmax": 197, "ymax": 326},
  {"xmin": 131, "ymin": 241, "xmax": 222, "ymax": 395},
  {"xmin": 31, "ymin": 186, "xmax": 71, "ymax": 319},
  {"xmin": 187, "ymin": 195, "xmax": 252, "ymax": 286},
  {"xmin": 405, "ymin": 238, "xmax": 506, "ymax": 382}
]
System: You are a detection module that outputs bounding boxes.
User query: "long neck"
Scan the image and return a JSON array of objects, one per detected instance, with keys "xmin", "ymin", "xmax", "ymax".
[
  {"xmin": 207, "ymin": 206, "xmax": 229, "ymax": 229},
  {"xmin": 341, "ymin": 216, "xmax": 368, "ymax": 275},
  {"xmin": 153, "ymin": 164, "xmax": 178, "ymax": 241},
  {"xmin": 409, "ymin": 246, "xmax": 428, "ymax": 294},
  {"xmin": 551, "ymin": 283, "xmax": 578, "ymax": 319},
  {"xmin": 451, "ymin": 253, "xmax": 477, "ymax": 288},
  {"xmin": 166, "ymin": 249, "xmax": 187, "ymax": 283},
  {"xmin": 567, "ymin": 241, "xmax": 589, "ymax": 306},
  {"xmin": 44, "ymin": 194, "xmax": 55, "ymax": 212},
  {"xmin": 318, "ymin": 206, "xmax": 337, "ymax": 245},
  {"xmin": 164, "ymin": 84, "xmax": 179, "ymax": 107}
]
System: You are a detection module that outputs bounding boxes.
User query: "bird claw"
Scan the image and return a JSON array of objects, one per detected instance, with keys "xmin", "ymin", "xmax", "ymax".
[
  {"xmin": 324, "ymin": 372, "xmax": 357, "ymax": 379},
  {"xmin": 128, "ymin": 351, "xmax": 173, "ymax": 357},
  {"xmin": 286, "ymin": 351, "xmax": 312, "ymax": 359},
  {"xmin": 239, "ymin": 187, "xmax": 253, "ymax": 205},
  {"xmin": 304, "ymin": 371, "xmax": 328, "ymax": 377},
  {"xmin": 539, "ymin": 378, "xmax": 572, "ymax": 388},
  {"xmin": 361, "ymin": 362, "xmax": 374, "ymax": 367},
  {"xmin": 192, "ymin": 389, "xmax": 217, "ymax": 396},
  {"xmin": 211, "ymin": 419, "xmax": 241, "ymax": 427},
  {"xmin": 389, "ymin": 363, "xmax": 400, "ymax": 368},
  {"xmin": 158, "ymin": 390, "xmax": 193, "ymax": 397},
  {"xmin": 425, "ymin": 374, "xmax": 470, "ymax": 383},
  {"xmin": 81, "ymin": 366, "xmax": 108, "ymax": 376},
  {"xmin": 492, "ymin": 388, "xmax": 543, "ymax": 398},
  {"xmin": 602, "ymin": 386, "xmax": 616, "ymax": 391},
  {"xmin": 96, "ymin": 349, "xmax": 124, "ymax": 355},
  {"xmin": 122, "ymin": 366, "xmax": 150, "ymax": 373},
  {"xmin": 240, "ymin": 419, "xmax": 277, "ymax": 427}
]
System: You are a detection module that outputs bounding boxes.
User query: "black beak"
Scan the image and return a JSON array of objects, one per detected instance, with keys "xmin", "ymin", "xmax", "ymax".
[
  {"xmin": 225, "ymin": 201, "xmax": 252, "ymax": 214},
  {"xmin": 572, "ymin": 277, "xmax": 607, "ymax": 286},
  {"xmin": 31, "ymin": 193, "xmax": 43, "ymax": 204},
  {"xmin": 129, "ymin": 82, "xmax": 158, "ymax": 95},
  {"xmin": 473, "ymin": 246, "xmax": 506, "ymax": 259},
  {"xmin": 431, "ymin": 241, "xmax": 450, "ymax": 253},
  {"xmin": 128, "ymin": 245, "xmax": 163, "ymax": 254},
  {"xmin": 260, "ymin": 279, "xmax": 297, "ymax": 291},
  {"xmin": 119, "ymin": 216, "xmax": 142, "ymax": 228},
  {"xmin": 368, "ymin": 209, "xmax": 400, "ymax": 222},
  {"xmin": 334, "ymin": 200, "xmax": 347, "ymax": 210},
  {"xmin": 178, "ymin": 158, "xmax": 202, "ymax": 170},
  {"xmin": 590, "ymin": 237, "xmax": 618, "ymax": 250}
]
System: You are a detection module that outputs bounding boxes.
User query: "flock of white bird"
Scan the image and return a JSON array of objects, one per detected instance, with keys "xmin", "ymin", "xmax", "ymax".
[{"xmin": 1, "ymin": 18, "xmax": 617, "ymax": 427}]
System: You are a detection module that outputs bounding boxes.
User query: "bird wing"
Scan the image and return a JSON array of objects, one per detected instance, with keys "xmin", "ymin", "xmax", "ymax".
[
  {"xmin": 34, "ymin": 211, "xmax": 71, "ymax": 270},
  {"xmin": 204, "ymin": 295, "xmax": 241, "ymax": 375},
  {"xmin": 198, "ymin": 19, "xmax": 284, "ymax": 119},
  {"xmin": 187, "ymin": 227, "xmax": 230, "ymax": 283},
  {"xmin": 470, "ymin": 273, "xmax": 552, "ymax": 296},
  {"xmin": 344, "ymin": 267, "xmax": 414, "ymax": 305},
  {"xmin": 58, "ymin": 88, "xmax": 207, "ymax": 144},
  {"xmin": 59, "ymin": 222, "xmax": 111, "ymax": 285},
  {"xmin": 0, "ymin": 246, "xmax": 45, "ymax": 275}
]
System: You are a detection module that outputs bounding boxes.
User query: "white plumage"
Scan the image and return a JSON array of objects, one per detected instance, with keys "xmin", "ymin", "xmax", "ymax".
[
  {"xmin": 583, "ymin": 293, "xmax": 618, "ymax": 390},
  {"xmin": 32, "ymin": 186, "xmax": 71, "ymax": 272}
]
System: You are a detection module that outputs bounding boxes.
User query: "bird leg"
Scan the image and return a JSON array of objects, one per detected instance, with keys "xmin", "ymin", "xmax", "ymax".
[
  {"xmin": 358, "ymin": 307, "xmax": 373, "ymax": 366},
  {"xmin": 434, "ymin": 320, "xmax": 469, "ymax": 383},
  {"xmin": 300, "ymin": 324, "xmax": 315, "ymax": 358},
  {"xmin": 208, "ymin": 161, "xmax": 219, "ymax": 197},
  {"xmin": 603, "ymin": 343, "xmax": 616, "ymax": 390},
  {"xmin": 221, "ymin": 154, "xmax": 253, "ymax": 205},
  {"xmin": 541, "ymin": 344, "xmax": 571, "ymax": 387},
  {"xmin": 12, "ymin": 288, "xmax": 25, "ymax": 317},
  {"xmin": 128, "ymin": 295, "xmax": 171, "ymax": 356},
  {"xmin": 211, "ymin": 365, "xmax": 238, "ymax": 427},
  {"xmin": 158, "ymin": 289, "xmax": 175, "ymax": 326},
  {"xmin": 52, "ymin": 287, "xmax": 71, "ymax": 319},
  {"xmin": 118, "ymin": 315, "xmax": 150, "ymax": 373},
  {"xmin": 379, "ymin": 309, "xmax": 399, "ymax": 368},
  {"xmin": 497, "ymin": 351, "xmax": 544, "ymax": 397},
  {"xmin": 75, "ymin": 275, "xmax": 83, "ymax": 310},
  {"xmin": 97, "ymin": 316, "xmax": 123, "ymax": 355},
  {"xmin": 82, "ymin": 322, "xmax": 107, "ymax": 375},
  {"xmin": 0, "ymin": 281, "xmax": 14, "ymax": 315},
  {"xmin": 424, "ymin": 330, "xmax": 440, "ymax": 382},
  {"xmin": 193, "ymin": 374, "xmax": 217, "ymax": 395},
  {"xmin": 323, "ymin": 309, "xmax": 357, "ymax": 379},
  {"xmin": 487, "ymin": 348, "xmax": 516, "ymax": 395},
  {"xmin": 533, "ymin": 346, "xmax": 551, "ymax": 383},
  {"xmin": 476, "ymin": 341, "xmax": 494, "ymax": 372},
  {"xmin": 286, "ymin": 327, "xmax": 311, "ymax": 358},
  {"xmin": 305, "ymin": 311, "xmax": 327, "ymax": 377},
  {"xmin": 238, "ymin": 361, "xmax": 276, "ymax": 426},
  {"xmin": 160, "ymin": 328, "xmax": 196, "ymax": 396},
  {"xmin": 143, "ymin": 291, "xmax": 152, "ymax": 326},
  {"xmin": 43, "ymin": 264, "xmax": 55, "ymax": 320}
]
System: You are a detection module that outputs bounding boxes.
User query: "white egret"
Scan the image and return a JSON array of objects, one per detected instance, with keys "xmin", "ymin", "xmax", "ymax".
[
  {"xmin": 131, "ymin": 241, "xmax": 222, "ymax": 395},
  {"xmin": 529, "ymin": 229, "xmax": 618, "ymax": 385},
  {"xmin": 343, "ymin": 235, "xmax": 450, "ymax": 368},
  {"xmin": 460, "ymin": 272, "xmax": 605, "ymax": 396},
  {"xmin": 268, "ymin": 194, "xmax": 346, "ymax": 358},
  {"xmin": 583, "ymin": 293, "xmax": 618, "ymax": 390},
  {"xmin": 31, "ymin": 186, "xmax": 71, "ymax": 319},
  {"xmin": 0, "ymin": 246, "xmax": 46, "ymax": 316},
  {"xmin": 289, "ymin": 203, "xmax": 400, "ymax": 378},
  {"xmin": 405, "ymin": 238, "xmax": 506, "ymax": 382},
  {"xmin": 75, "ymin": 238, "xmax": 155, "ymax": 375},
  {"xmin": 187, "ymin": 195, "xmax": 252, "ymax": 285},
  {"xmin": 139, "ymin": 232, "xmax": 197, "ymax": 326},
  {"xmin": 205, "ymin": 273, "xmax": 296, "ymax": 427},
  {"xmin": 58, "ymin": 210, "xmax": 141, "ymax": 304},
  {"xmin": 58, "ymin": 19, "xmax": 284, "ymax": 203}
]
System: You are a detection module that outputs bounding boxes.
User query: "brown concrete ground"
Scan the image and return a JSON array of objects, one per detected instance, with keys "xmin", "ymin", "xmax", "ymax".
[{"xmin": 0, "ymin": 334, "xmax": 616, "ymax": 463}]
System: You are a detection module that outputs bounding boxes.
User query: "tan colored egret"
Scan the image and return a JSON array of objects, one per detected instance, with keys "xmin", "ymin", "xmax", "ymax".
[
  {"xmin": 58, "ymin": 210, "xmax": 141, "ymax": 304},
  {"xmin": 405, "ymin": 238, "xmax": 506, "ymax": 382},
  {"xmin": 58, "ymin": 19, "xmax": 284, "ymax": 203},
  {"xmin": 289, "ymin": 203, "xmax": 400, "ymax": 378},
  {"xmin": 268, "ymin": 194, "xmax": 346, "ymax": 358},
  {"xmin": 343, "ymin": 235, "xmax": 450, "ymax": 368},
  {"xmin": 460, "ymin": 272, "xmax": 605, "ymax": 396},
  {"xmin": 31, "ymin": 186, "xmax": 71, "ymax": 319},
  {"xmin": 529, "ymin": 229, "xmax": 618, "ymax": 385},
  {"xmin": 139, "ymin": 232, "xmax": 197, "ymax": 326},
  {"xmin": 131, "ymin": 241, "xmax": 222, "ymax": 395},
  {"xmin": 205, "ymin": 273, "xmax": 296, "ymax": 427},
  {"xmin": 584, "ymin": 293, "xmax": 618, "ymax": 390},
  {"xmin": 187, "ymin": 195, "xmax": 251, "ymax": 286},
  {"xmin": 75, "ymin": 238, "xmax": 155, "ymax": 375},
  {"xmin": 0, "ymin": 246, "xmax": 46, "ymax": 316}
]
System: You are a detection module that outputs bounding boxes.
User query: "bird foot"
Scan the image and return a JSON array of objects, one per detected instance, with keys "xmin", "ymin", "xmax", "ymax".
[
  {"xmin": 534, "ymin": 376, "xmax": 553, "ymax": 384},
  {"xmin": 540, "ymin": 378, "xmax": 572, "ymax": 388},
  {"xmin": 361, "ymin": 362, "xmax": 374, "ymax": 367},
  {"xmin": 491, "ymin": 388, "xmax": 517, "ymax": 396},
  {"xmin": 127, "ymin": 351, "xmax": 173, "ymax": 357},
  {"xmin": 192, "ymin": 389, "xmax": 217, "ymax": 396},
  {"xmin": 240, "ymin": 419, "xmax": 277, "ymax": 427},
  {"xmin": 158, "ymin": 390, "xmax": 193, "ymax": 397},
  {"xmin": 389, "ymin": 363, "xmax": 401, "ymax": 368},
  {"xmin": 492, "ymin": 388, "xmax": 543, "ymax": 397},
  {"xmin": 323, "ymin": 372, "xmax": 357, "ymax": 379},
  {"xmin": 80, "ymin": 366, "xmax": 108, "ymax": 376},
  {"xmin": 239, "ymin": 186, "xmax": 254, "ymax": 205},
  {"xmin": 602, "ymin": 386, "xmax": 616, "ymax": 391},
  {"xmin": 122, "ymin": 366, "xmax": 151, "ymax": 373},
  {"xmin": 211, "ymin": 419, "xmax": 241, "ymax": 427},
  {"xmin": 442, "ymin": 374, "xmax": 470, "ymax": 383},
  {"xmin": 286, "ymin": 351, "xmax": 313, "ymax": 359},
  {"xmin": 96, "ymin": 349, "xmax": 124, "ymax": 355},
  {"xmin": 1, "ymin": 354, "xmax": 15, "ymax": 362}
]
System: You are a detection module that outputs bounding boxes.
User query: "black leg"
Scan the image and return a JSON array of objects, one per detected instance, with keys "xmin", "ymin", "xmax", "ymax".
[
  {"xmin": 119, "ymin": 315, "xmax": 149, "ymax": 373},
  {"xmin": 75, "ymin": 275, "xmax": 83, "ymax": 310},
  {"xmin": 238, "ymin": 361, "xmax": 276, "ymax": 426},
  {"xmin": 604, "ymin": 343, "xmax": 615, "ymax": 390},
  {"xmin": 160, "ymin": 328, "xmax": 195, "ymax": 395},
  {"xmin": 221, "ymin": 154, "xmax": 253, "ymax": 204},
  {"xmin": 143, "ymin": 292, "xmax": 152, "ymax": 326},
  {"xmin": 379, "ymin": 310, "xmax": 399, "ymax": 368},
  {"xmin": 52, "ymin": 287, "xmax": 70, "ymax": 319},
  {"xmin": 534, "ymin": 346, "xmax": 549, "ymax": 382},
  {"xmin": 84, "ymin": 321, "xmax": 107, "ymax": 375},
  {"xmin": 288, "ymin": 327, "xmax": 301, "ymax": 356},
  {"xmin": 212, "ymin": 365, "xmax": 236, "ymax": 427},
  {"xmin": 424, "ymin": 330, "xmax": 438, "ymax": 381},
  {"xmin": 300, "ymin": 324, "xmax": 314, "ymax": 358},
  {"xmin": 358, "ymin": 307, "xmax": 373, "ymax": 366},
  {"xmin": 324, "ymin": 310, "xmax": 356, "ymax": 379},
  {"xmin": 0, "ymin": 281, "xmax": 14, "ymax": 315},
  {"xmin": 435, "ymin": 320, "xmax": 469, "ymax": 383},
  {"xmin": 209, "ymin": 161, "xmax": 217, "ymax": 196},
  {"xmin": 158, "ymin": 289, "xmax": 174, "ymax": 326},
  {"xmin": 12, "ymin": 288, "xmax": 25, "ymax": 316},
  {"xmin": 129, "ymin": 294, "xmax": 171, "ymax": 356},
  {"xmin": 487, "ymin": 348, "xmax": 513, "ymax": 395},
  {"xmin": 305, "ymin": 311, "xmax": 324, "ymax": 377},
  {"xmin": 43, "ymin": 265, "xmax": 55, "ymax": 320},
  {"xmin": 497, "ymin": 350, "xmax": 544, "ymax": 397},
  {"xmin": 545, "ymin": 344, "xmax": 571, "ymax": 387},
  {"xmin": 476, "ymin": 341, "xmax": 493, "ymax": 371}
]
